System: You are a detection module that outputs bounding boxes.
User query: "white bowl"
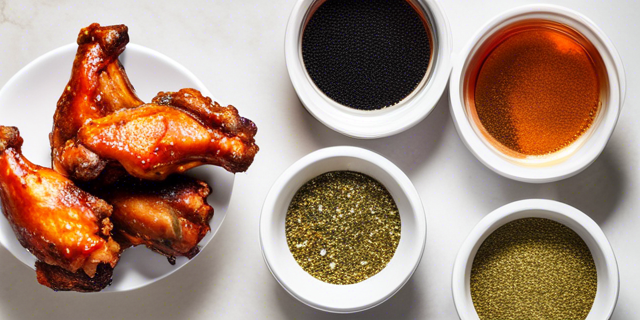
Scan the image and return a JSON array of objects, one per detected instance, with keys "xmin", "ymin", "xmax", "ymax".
[
  {"xmin": 285, "ymin": 0, "xmax": 452, "ymax": 139},
  {"xmin": 0, "ymin": 43, "xmax": 234, "ymax": 292},
  {"xmin": 449, "ymin": 4, "xmax": 626, "ymax": 183},
  {"xmin": 260, "ymin": 146, "xmax": 426, "ymax": 313},
  {"xmin": 452, "ymin": 199, "xmax": 619, "ymax": 320}
]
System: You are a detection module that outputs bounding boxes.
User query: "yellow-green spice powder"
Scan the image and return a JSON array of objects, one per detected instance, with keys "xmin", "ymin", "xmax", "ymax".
[
  {"xmin": 471, "ymin": 218, "xmax": 597, "ymax": 320},
  {"xmin": 285, "ymin": 171, "xmax": 401, "ymax": 285}
]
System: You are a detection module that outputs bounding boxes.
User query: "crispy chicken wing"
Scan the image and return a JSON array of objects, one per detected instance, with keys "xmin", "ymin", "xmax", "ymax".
[
  {"xmin": 50, "ymin": 24, "xmax": 258, "ymax": 181},
  {"xmin": 75, "ymin": 89, "xmax": 259, "ymax": 180},
  {"xmin": 86, "ymin": 173, "xmax": 214, "ymax": 264},
  {"xmin": 51, "ymin": 23, "xmax": 143, "ymax": 181},
  {"xmin": 0, "ymin": 126, "xmax": 120, "ymax": 292}
]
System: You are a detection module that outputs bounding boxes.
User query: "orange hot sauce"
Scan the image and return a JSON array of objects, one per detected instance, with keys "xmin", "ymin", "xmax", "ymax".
[{"xmin": 471, "ymin": 23, "xmax": 604, "ymax": 157}]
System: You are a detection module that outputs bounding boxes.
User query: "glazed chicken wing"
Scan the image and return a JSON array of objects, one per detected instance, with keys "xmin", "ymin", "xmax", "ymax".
[
  {"xmin": 51, "ymin": 23, "xmax": 143, "ymax": 181},
  {"xmin": 86, "ymin": 173, "xmax": 214, "ymax": 264},
  {"xmin": 75, "ymin": 89, "xmax": 259, "ymax": 180},
  {"xmin": 50, "ymin": 24, "xmax": 258, "ymax": 181},
  {"xmin": 0, "ymin": 126, "xmax": 120, "ymax": 292}
]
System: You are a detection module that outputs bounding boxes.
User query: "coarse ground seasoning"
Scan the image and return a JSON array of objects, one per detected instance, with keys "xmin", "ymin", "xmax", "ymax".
[
  {"xmin": 473, "ymin": 26, "xmax": 601, "ymax": 156},
  {"xmin": 302, "ymin": 0, "xmax": 431, "ymax": 110},
  {"xmin": 470, "ymin": 218, "xmax": 597, "ymax": 320},
  {"xmin": 285, "ymin": 171, "xmax": 401, "ymax": 284}
]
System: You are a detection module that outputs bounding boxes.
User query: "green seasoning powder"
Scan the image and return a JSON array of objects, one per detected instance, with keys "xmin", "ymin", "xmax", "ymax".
[
  {"xmin": 285, "ymin": 171, "xmax": 401, "ymax": 285},
  {"xmin": 470, "ymin": 218, "xmax": 597, "ymax": 320}
]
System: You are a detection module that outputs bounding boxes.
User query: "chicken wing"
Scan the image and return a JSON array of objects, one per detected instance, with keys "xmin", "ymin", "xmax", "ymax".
[
  {"xmin": 51, "ymin": 23, "xmax": 143, "ymax": 181},
  {"xmin": 0, "ymin": 126, "xmax": 120, "ymax": 292},
  {"xmin": 85, "ymin": 173, "xmax": 214, "ymax": 264},
  {"xmin": 75, "ymin": 89, "xmax": 259, "ymax": 180}
]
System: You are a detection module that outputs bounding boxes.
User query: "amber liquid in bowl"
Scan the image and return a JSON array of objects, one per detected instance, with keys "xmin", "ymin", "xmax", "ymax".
[{"xmin": 465, "ymin": 21, "xmax": 608, "ymax": 160}]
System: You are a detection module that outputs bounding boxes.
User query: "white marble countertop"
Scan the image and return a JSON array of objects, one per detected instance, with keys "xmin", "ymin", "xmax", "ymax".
[{"xmin": 0, "ymin": 0, "xmax": 638, "ymax": 319}]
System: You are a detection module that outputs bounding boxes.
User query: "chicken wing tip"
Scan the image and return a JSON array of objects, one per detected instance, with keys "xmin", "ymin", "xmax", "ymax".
[{"xmin": 0, "ymin": 126, "xmax": 22, "ymax": 153}]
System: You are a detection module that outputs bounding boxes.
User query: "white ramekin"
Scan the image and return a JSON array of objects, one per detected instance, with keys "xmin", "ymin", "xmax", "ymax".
[
  {"xmin": 260, "ymin": 146, "xmax": 426, "ymax": 313},
  {"xmin": 449, "ymin": 4, "xmax": 626, "ymax": 183},
  {"xmin": 452, "ymin": 199, "xmax": 619, "ymax": 320},
  {"xmin": 285, "ymin": 0, "xmax": 452, "ymax": 139}
]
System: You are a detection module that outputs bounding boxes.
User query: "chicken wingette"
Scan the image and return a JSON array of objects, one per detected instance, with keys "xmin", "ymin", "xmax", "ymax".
[
  {"xmin": 51, "ymin": 23, "xmax": 144, "ymax": 181},
  {"xmin": 84, "ymin": 173, "xmax": 214, "ymax": 264}
]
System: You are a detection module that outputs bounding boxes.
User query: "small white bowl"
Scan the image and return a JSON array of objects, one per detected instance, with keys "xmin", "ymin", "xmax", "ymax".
[
  {"xmin": 260, "ymin": 146, "xmax": 426, "ymax": 313},
  {"xmin": 285, "ymin": 0, "xmax": 452, "ymax": 139},
  {"xmin": 449, "ymin": 4, "xmax": 626, "ymax": 183},
  {"xmin": 452, "ymin": 199, "xmax": 619, "ymax": 320}
]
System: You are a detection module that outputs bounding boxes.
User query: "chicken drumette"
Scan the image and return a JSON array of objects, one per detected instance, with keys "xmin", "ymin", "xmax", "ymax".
[
  {"xmin": 76, "ymin": 88, "xmax": 259, "ymax": 180},
  {"xmin": 0, "ymin": 126, "xmax": 120, "ymax": 292},
  {"xmin": 51, "ymin": 23, "xmax": 143, "ymax": 181}
]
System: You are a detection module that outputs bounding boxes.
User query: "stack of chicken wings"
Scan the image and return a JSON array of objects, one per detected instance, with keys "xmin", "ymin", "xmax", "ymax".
[{"xmin": 0, "ymin": 23, "xmax": 258, "ymax": 292}]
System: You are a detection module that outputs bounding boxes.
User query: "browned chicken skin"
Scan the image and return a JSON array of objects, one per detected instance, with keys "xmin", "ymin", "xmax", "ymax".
[
  {"xmin": 76, "ymin": 89, "xmax": 259, "ymax": 180},
  {"xmin": 0, "ymin": 126, "xmax": 120, "ymax": 292},
  {"xmin": 86, "ymin": 173, "xmax": 214, "ymax": 264},
  {"xmin": 51, "ymin": 23, "xmax": 143, "ymax": 181}
]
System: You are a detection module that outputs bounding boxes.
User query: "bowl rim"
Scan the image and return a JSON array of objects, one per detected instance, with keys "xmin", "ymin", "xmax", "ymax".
[
  {"xmin": 451, "ymin": 199, "xmax": 620, "ymax": 320},
  {"xmin": 0, "ymin": 42, "xmax": 231, "ymax": 293},
  {"xmin": 259, "ymin": 146, "xmax": 426, "ymax": 313},
  {"xmin": 284, "ymin": 0, "xmax": 453, "ymax": 139},
  {"xmin": 448, "ymin": 4, "xmax": 626, "ymax": 183}
]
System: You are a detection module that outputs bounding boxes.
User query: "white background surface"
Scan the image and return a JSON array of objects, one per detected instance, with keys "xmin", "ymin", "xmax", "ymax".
[{"xmin": 0, "ymin": 0, "xmax": 637, "ymax": 319}]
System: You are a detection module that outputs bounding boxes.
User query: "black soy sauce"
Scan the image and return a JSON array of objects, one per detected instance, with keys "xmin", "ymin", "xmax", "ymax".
[{"xmin": 302, "ymin": 0, "xmax": 431, "ymax": 111}]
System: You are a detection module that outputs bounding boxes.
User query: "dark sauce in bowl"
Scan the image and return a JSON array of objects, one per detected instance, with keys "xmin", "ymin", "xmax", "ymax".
[{"xmin": 302, "ymin": 0, "xmax": 432, "ymax": 111}]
